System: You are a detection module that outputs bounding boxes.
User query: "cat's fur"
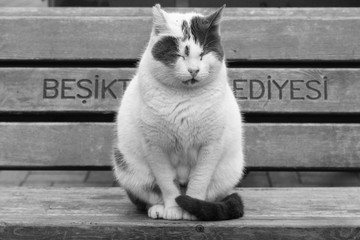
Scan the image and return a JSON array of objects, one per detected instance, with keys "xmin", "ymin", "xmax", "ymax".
[{"xmin": 113, "ymin": 4, "xmax": 245, "ymax": 221}]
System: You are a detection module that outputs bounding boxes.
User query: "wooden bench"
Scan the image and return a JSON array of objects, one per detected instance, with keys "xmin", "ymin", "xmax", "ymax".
[{"xmin": 1, "ymin": 7, "xmax": 360, "ymax": 239}]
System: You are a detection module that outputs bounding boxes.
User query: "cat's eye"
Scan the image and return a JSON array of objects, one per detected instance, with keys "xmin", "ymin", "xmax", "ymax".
[
  {"xmin": 177, "ymin": 54, "xmax": 185, "ymax": 60},
  {"xmin": 200, "ymin": 52, "xmax": 205, "ymax": 60}
]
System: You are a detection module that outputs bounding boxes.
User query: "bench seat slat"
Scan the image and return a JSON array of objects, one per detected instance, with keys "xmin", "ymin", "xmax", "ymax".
[
  {"xmin": 1, "ymin": 68, "xmax": 359, "ymax": 113},
  {"xmin": 1, "ymin": 123, "xmax": 359, "ymax": 169},
  {"xmin": 0, "ymin": 8, "xmax": 360, "ymax": 60},
  {"xmin": 0, "ymin": 187, "xmax": 359, "ymax": 239}
]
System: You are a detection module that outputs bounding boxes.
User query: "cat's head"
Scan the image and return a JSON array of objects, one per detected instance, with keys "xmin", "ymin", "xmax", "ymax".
[{"xmin": 147, "ymin": 4, "xmax": 226, "ymax": 88}]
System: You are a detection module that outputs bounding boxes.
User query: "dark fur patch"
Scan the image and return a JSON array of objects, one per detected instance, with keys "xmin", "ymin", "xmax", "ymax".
[
  {"xmin": 176, "ymin": 193, "xmax": 244, "ymax": 221},
  {"xmin": 154, "ymin": 27, "xmax": 161, "ymax": 36},
  {"xmin": 179, "ymin": 184, "xmax": 187, "ymax": 195},
  {"xmin": 145, "ymin": 182, "xmax": 162, "ymax": 195},
  {"xmin": 182, "ymin": 20, "xmax": 191, "ymax": 41},
  {"xmin": 152, "ymin": 36, "xmax": 179, "ymax": 66},
  {"xmin": 126, "ymin": 190, "xmax": 148, "ymax": 211},
  {"xmin": 113, "ymin": 148, "xmax": 128, "ymax": 171},
  {"xmin": 190, "ymin": 16, "xmax": 224, "ymax": 61},
  {"xmin": 184, "ymin": 45, "xmax": 189, "ymax": 57},
  {"xmin": 174, "ymin": 179, "xmax": 188, "ymax": 195},
  {"xmin": 127, "ymin": 183, "xmax": 162, "ymax": 212}
]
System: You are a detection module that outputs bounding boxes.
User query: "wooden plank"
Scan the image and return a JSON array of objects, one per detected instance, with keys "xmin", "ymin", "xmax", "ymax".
[
  {"xmin": 107, "ymin": 0, "xmax": 177, "ymax": 7},
  {"xmin": 25, "ymin": 171, "xmax": 87, "ymax": 183},
  {"xmin": 0, "ymin": 187, "xmax": 359, "ymax": 239},
  {"xmin": 247, "ymin": 124, "xmax": 360, "ymax": 169},
  {"xmin": 175, "ymin": 0, "xmax": 189, "ymax": 7},
  {"xmin": 1, "ymin": 0, "xmax": 357, "ymax": 8},
  {"xmin": 0, "ymin": 123, "xmax": 113, "ymax": 168},
  {"xmin": 85, "ymin": 171, "xmax": 116, "ymax": 184},
  {"xmin": 1, "ymin": 68, "xmax": 359, "ymax": 113},
  {"xmin": 0, "ymin": 0, "xmax": 47, "ymax": 7},
  {"xmin": 1, "ymin": 123, "xmax": 360, "ymax": 169},
  {"xmin": 299, "ymin": 172, "xmax": 360, "ymax": 187},
  {"xmin": 2, "ymin": 8, "xmax": 360, "ymax": 17},
  {"xmin": 268, "ymin": 172, "xmax": 302, "ymax": 187},
  {"xmin": 239, "ymin": 172, "xmax": 271, "ymax": 187},
  {"xmin": 1, "ymin": 8, "xmax": 360, "ymax": 60},
  {"xmin": 0, "ymin": 171, "xmax": 28, "ymax": 186},
  {"xmin": 190, "ymin": 0, "xmax": 360, "ymax": 7},
  {"xmin": 0, "ymin": 68, "xmax": 133, "ymax": 112}
]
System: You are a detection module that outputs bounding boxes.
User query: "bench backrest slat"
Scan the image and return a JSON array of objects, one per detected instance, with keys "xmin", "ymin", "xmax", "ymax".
[
  {"xmin": 1, "ymin": 123, "xmax": 359, "ymax": 170},
  {"xmin": 0, "ymin": 68, "xmax": 358, "ymax": 113},
  {"xmin": 1, "ymin": 8, "xmax": 360, "ymax": 61}
]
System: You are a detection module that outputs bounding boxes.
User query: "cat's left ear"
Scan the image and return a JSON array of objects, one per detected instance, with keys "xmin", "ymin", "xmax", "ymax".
[
  {"xmin": 152, "ymin": 4, "xmax": 170, "ymax": 35},
  {"xmin": 205, "ymin": 4, "xmax": 226, "ymax": 28}
]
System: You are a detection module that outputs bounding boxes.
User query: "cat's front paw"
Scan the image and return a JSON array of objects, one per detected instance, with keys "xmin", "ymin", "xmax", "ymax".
[
  {"xmin": 148, "ymin": 204, "xmax": 165, "ymax": 219},
  {"xmin": 163, "ymin": 206, "xmax": 183, "ymax": 220}
]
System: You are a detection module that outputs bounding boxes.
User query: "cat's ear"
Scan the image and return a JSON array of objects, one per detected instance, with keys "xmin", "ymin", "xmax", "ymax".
[
  {"xmin": 152, "ymin": 4, "xmax": 169, "ymax": 35},
  {"xmin": 205, "ymin": 4, "xmax": 226, "ymax": 28}
]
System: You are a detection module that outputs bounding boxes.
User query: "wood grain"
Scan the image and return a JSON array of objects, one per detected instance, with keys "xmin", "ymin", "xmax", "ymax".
[
  {"xmin": 0, "ymin": 187, "xmax": 359, "ymax": 239},
  {"xmin": 2, "ymin": 7, "xmax": 360, "ymax": 17},
  {"xmin": 189, "ymin": 0, "xmax": 360, "ymax": 7},
  {"xmin": 1, "ymin": 8, "xmax": 360, "ymax": 60},
  {"xmin": 0, "ymin": 68, "xmax": 359, "ymax": 113},
  {"xmin": 1, "ymin": 123, "xmax": 359, "ymax": 169},
  {"xmin": 0, "ymin": 123, "xmax": 114, "ymax": 168}
]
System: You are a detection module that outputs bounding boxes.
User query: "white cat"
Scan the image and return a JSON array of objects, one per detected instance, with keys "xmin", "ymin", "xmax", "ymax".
[{"xmin": 113, "ymin": 4, "xmax": 245, "ymax": 221}]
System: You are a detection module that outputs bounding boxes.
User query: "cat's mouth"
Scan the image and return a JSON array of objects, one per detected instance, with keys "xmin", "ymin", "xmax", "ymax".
[{"xmin": 182, "ymin": 78, "xmax": 199, "ymax": 85}]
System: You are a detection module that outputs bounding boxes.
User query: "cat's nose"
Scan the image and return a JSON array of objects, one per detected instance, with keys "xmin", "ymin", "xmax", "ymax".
[{"xmin": 188, "ymin": 68, "xmax": 199, "ymax": 78}]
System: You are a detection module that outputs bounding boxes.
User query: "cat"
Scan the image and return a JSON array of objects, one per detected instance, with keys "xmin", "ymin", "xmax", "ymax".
[{"xmin": 113, "ymin": 4, "xmax": 245, "ymax": 221}]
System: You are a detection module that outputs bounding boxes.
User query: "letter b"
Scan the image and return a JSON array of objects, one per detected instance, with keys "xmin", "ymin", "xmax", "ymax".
[{"xmin": 43, "ymin": 79, "xmax": 59, "ymax": 99}]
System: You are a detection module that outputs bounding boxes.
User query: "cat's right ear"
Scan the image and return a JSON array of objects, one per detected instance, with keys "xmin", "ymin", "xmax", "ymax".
[
  {"xmin": 205, "ymin": 4, "xmax": 226, "ymax": 28},
  {"xmin": 152, "ymin": 4, "xmax": 169, "ymax": 35}
]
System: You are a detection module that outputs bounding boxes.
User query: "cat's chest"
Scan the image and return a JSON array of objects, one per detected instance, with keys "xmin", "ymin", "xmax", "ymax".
[{"xmin": 140, "ymin": 89, "xmax": 223, "ymax": 147}]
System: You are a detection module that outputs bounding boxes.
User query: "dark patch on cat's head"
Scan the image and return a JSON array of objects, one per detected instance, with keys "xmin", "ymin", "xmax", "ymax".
[
  {"xmin": 113, "ymin": 148, "xmax": 128, "ymax": 171},
  {"xmin": 182, "ymin": 20, "xmax": 191, "ymax": 41},
  {"xmin": 190, "ymin": 5, "xmax": 225, "ymax": 61},
  {"xmin": 184, "ymin": 45, "xmax": 190, "ymax": 57},
  {"xmin": 152, "ymin": 36, "xmax": 179, "ymax": 66}
]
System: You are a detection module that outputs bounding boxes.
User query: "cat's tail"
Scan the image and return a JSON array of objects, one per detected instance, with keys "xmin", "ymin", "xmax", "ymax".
[{"xmin": 175, "ymin": 193, "xmax": 244, "ymax": 221}]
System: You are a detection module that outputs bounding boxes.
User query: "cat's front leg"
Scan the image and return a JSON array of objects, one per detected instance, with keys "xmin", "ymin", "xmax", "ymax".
[
  {"xmin": 146, "ymin": 146, "xmax": 184, "ymax": 220},
  {"xmin": 186, "ymin": 143, "xmax": 222, "ymax": 200}
]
